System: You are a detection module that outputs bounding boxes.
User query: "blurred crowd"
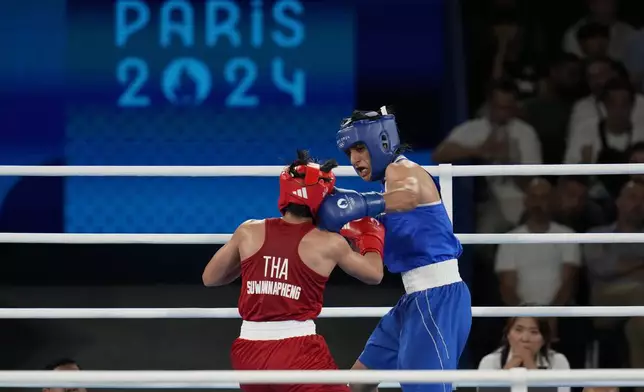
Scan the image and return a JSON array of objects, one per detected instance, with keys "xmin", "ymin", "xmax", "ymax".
[{"xmin": 433, "ymin": 0, "xmax": 644, "ymax": 385}]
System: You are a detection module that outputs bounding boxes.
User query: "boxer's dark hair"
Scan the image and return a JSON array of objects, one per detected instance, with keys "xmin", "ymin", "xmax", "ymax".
[
  {"xmin": 341, "ymin": 108, "xmax": 392, "ymax": 128},
  {"xmin": 287, "ymin": 149, "xmax": 338, "ymax": 177},
  {"xmin": 284, "ymin": 150, "xmax": 338, "ymax": 219}
]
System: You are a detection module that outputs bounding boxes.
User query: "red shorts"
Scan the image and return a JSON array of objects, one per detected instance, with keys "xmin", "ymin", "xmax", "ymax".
[{"xmin": 230, "ymin": 334, "xmax": 350, "ymax": 392}]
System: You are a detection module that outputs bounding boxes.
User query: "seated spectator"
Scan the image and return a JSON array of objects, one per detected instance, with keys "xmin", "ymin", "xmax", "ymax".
[
  {"xmin": 496, "ymin": 178, "xmax": 580, "ymax": 307},
  {"xmin": 478, "ymin": 315, "xmax": 570, "ymax": 392},
  {"xmin": 562, "ymin": 0, "xmax": 634, "ymax": 61},
  {"xmin": 522, "ymin": 53, "xmax": 582, "ymax": 164},
  {"xmin": 569, "ymin": 58, "xmax": 644, "ymax": 138},
  {"xmin": 552, "ymin": 176, "xmax": 608, "ymax": 233},
  {"xmin": 576, "ymin": 22, "xmax": 612, "ymax": 60},
  {"xmin": 433, "ymin": 80, "xmax": 542, "ymax": 233},
  {"xmin": 584, "ymin": 180, "xmax": 644, "ymax": 376},
  {"xmin": 569, "ymin": 57, "xmax": 618, "ymax": 131},
  {"xmin": 565, "ymin": 79, "xmax": 644, "ymax": 196},
  {"xmin": 43, "ymin": 358, "xmax": 86, "ymax": 392},
  {"xmin": 487, "ymin": 14, "xmax": 540, "ymax": 99},
  {"xmin": 468, "ymin": 0, "xmax": 546, "ymax": 105}
]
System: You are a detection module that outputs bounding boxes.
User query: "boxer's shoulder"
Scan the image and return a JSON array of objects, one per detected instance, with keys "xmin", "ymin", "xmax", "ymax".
[
  {"xmin": 307, "ymin": 225, "xmax": 340, "ymax": 241},
  {"xmin": 305, "ymin": 227, "xmax": 346, "ymax": 251},
  {"xmin": 235, "ymin": 219, "xmax": 266, "ymax": 239},
  {"xmin": 386, "ymin": 159, "xmax": 424, "ymax": 179},
  {"xmin": 240, "ymin": 218, "xmax": 265, "ymax": 226},
  {"xmin": 389, "ymin": 158, "xmax": 418, "ymax": 170}
]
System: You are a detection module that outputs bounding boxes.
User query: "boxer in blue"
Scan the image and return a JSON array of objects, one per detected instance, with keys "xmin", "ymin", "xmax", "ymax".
[{"xmin": 317, "ymin": 107, "xmax": 472, "ymax": 392}]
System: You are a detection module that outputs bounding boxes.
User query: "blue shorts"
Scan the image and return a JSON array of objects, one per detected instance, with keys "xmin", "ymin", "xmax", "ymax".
[{"xmin": 358, "ymin": 281, "xmax": 472, "ymax": 392}]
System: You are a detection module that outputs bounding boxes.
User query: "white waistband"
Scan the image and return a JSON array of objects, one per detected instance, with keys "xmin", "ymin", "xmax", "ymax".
[
  {"xmin": 239, "ymin": 320, "xmax": 316, "ymax": 341},
  {"xmin": 401, "ymin": 259, "xmax": 462, "ymax": 294}
]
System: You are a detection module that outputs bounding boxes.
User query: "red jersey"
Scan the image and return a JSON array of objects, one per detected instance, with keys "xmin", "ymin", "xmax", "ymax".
[{"xmin": 238, "ymin": 218, "xmax": 328, "ymax": 321}]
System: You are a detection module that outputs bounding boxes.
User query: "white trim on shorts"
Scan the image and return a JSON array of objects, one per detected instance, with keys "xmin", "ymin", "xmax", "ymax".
[
  {"xmin": 239, "ymin": 320, "xmax": 316, "ymax": 340},
  {"xmin": 401, "ymin": 259, "xmax": 462, "ymax": 294}
]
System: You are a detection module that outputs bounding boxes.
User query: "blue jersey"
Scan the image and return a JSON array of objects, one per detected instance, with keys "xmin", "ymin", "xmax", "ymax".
[{"xmin": 380, "ymin": 157, "xmax": 463, "ymax": 274}]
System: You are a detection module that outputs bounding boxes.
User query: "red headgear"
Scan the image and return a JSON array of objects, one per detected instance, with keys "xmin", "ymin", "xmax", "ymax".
[{"xmin": 278, "ymin": 162, "xmax": 336, "ymax": 218}]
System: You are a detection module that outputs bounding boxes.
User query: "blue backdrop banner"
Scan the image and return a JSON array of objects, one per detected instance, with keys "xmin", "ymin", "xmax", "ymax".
[{"xmin": 0, "ymin": 0, "xmax": 449, "ymax": 234}]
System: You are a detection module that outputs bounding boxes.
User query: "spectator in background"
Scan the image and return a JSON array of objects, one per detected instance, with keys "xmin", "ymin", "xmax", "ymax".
[
  {"xmin": 43, "ymin": 358, "xmax": 86, "ymax": 392},
  {"xmin": 576, "ymin": 22, "xmax": 612, "ymax": 60},
  {"xmin": 468, "ymin": 0, "xmax": 545, "ymax": 104},
  {"xmin": 433, "ymin": 80, "xmax": 542, "ymax": 234},
  {"xmin": 487, "ymin": 12, "xmax": 540, "ymax": 99},
  {"xmin": 569, "ymin": 57, "xmax": 644, "ymax": 134},
  {"xmin": 478, "ymin": 315, "xmax": 570, "ymax": 392},
  {"xmin": 572, "ymin": 58, "xmax": 644, "ymax": 134},
  {"xmin": 569, "ymin": 57, "xmax": 618, "ymax": 131},
  {"xmin": 552, "ymin": 176, "xmax": 608, "ymax": 233},
  {"xmin": 584, "ymin": 181, "xmax": 644, "ymax": 378},
  {"xmin": 494, "ymin": 178, "xmax": 585, "ymax": 369},
  {"xmin": 495, "ymin": 178, "xmax": 580, "ymax": 308},
  {"xmin": 565, "ymin": 79, "xmax": 644, "ymax": 196},
  {"xmin": 562, "ymin": 0, "xmax": 634, "ymax": 61},
  {"xmin": 522, "ymin": 53, "xmax": 582, "ymax": 164}
]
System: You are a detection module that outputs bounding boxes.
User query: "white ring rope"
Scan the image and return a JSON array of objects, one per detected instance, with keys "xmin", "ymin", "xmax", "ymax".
[
  {"xmin": 1, "ymin": 163, "xmax": 644, "ymax": 177},
  {"xmin": 2, "ymin": 306, "xmax": 643, "ymax": 319},
  {"xmin": 2, "ymin": 369, "xmax": 644, "ymax": 389},
  {"xmin": 1, "ymin": 232, "xmax": 644, "ymax": 244}
]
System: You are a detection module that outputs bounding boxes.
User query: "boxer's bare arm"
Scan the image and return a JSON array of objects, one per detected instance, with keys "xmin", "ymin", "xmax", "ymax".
[
  {"xmin": 202, "ymin": 222, "xmax": 248, "ymax": 287},
  {"xmin": 328, "ymin": 233, "xmax": 383, "ymax": 285},
  {"xmin": 383, "ymin": 160, "xmax": 439, "ymax": 210}
]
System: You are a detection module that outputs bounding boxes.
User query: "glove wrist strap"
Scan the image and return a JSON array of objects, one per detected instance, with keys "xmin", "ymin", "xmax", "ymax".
[
  {"xmin": 362, "ymin": 192, "xmax": 386, "ymax": 217},
  {"xmin": 358, "ymin": 233, "xmax": 384, "ymax": 258}
]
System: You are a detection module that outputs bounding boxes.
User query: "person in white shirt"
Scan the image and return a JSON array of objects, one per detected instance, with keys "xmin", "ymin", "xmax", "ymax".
[
  {"xmin": 562, "ymin": 0, "xmax": 634, "ymax": 61},
  {"xmin": 568, "ymin": 57, "xmax": 644, "ymax": 138},
  {"xmin": 496, "ymin": 178, "xmax": 581, "ymax": 307},
  {"xmin": 433, "ymin": 80, "xmax": 542, "ymax": 233},
  {"xmin": 478, "ymin": 316, "xmax": 570, "ymax": 392},
  {"xmin": 565, "ymin": 79, "xmax": 644, "ymax": 196}
]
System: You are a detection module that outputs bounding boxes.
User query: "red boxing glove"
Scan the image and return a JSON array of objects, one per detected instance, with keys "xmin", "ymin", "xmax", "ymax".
[{"xmin": 340, "ymin": 217, "xmax": 385, "ymax": 258}]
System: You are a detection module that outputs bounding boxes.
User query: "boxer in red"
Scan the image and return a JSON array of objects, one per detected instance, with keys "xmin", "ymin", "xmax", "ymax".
[{"xmin": 202, "ymin": 150, "xmax": 385, "ymax": 392}]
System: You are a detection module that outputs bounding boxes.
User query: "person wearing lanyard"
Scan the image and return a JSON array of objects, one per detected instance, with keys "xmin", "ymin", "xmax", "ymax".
[{"xmin": 595, "ymin": 78, "xmax": 640, "ymax": 198}]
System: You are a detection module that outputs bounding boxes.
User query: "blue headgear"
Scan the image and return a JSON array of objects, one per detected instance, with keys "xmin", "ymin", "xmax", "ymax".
[{"xmin": 336, "ymin": 109, "xmax": 400, "ymax": 182}]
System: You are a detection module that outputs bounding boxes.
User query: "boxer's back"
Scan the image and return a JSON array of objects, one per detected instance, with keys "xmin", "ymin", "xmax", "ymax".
[{"xmin": 238, "ymin": 218, "xmax": 329, "ymax": 322}]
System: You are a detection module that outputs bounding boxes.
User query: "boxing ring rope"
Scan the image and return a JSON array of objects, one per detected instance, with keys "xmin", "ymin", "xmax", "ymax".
[
  {"xmin": 2, "ymin": 232, "xmax": 644, "ymax": 244},
  {"xmin": 3, "ymin": 163, "xmax": 644, "ymax": 389},
  {"xmin": 1, "ymin": 306, "xmax": 644, "ymax": 319},
  {"xmin": 2, "ymin": 369, "xmax": 644, "ymax": 389},
  {"xmin": 2, "ymin": 162, "xmax": 643, "ymax": 176}
]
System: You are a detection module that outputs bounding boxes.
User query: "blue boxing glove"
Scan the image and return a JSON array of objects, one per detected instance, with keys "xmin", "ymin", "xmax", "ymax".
[{"xmin": 317, "ymin": 188, "xmax": 386, "ymax": 232}]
